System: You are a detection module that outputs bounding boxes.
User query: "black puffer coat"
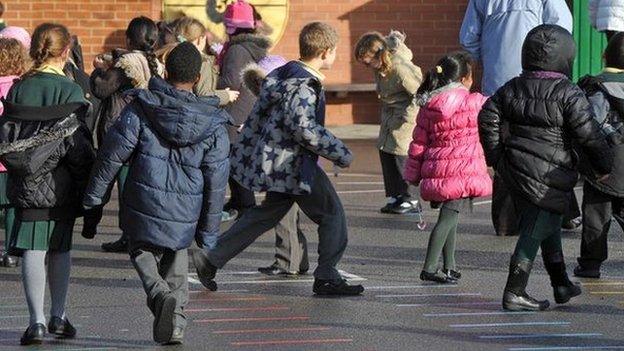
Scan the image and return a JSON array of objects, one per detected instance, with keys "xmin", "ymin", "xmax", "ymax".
[
  {"xmin": 0, "ymin": 102, "xmax": 96, "ymax": 220},
  {"xmin": 478, "ymin": 25, "xmax": 613, "ymax": 214}
]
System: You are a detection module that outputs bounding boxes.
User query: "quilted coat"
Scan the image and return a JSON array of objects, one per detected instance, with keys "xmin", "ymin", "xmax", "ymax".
[
  {"xmin": 83, "ymin": 77, "xmax": 230, "ymax": 251},
  {"xmin": 403, "ymin": 83, "xmax": 492, "ymax": 202},
  {"xmin": 590, "ymin": 0, "xmax": 624, "ymax": 32},
  {"xmin": 230, "ymin": 61, "xmax": 352, "ymax": 195}
]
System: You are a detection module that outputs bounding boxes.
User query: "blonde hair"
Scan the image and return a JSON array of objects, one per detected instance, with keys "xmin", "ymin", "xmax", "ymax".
[
  {"xmin": 29, "ymin": 23, "xmax": 71, "ymax": 71},
  {"xmin": 299, "ymin": 22, "xmax": 338, "ymax": 60},
  {"xmin": 354, "ymin": 32, "xmax": 393, "ymax": 76},
  {"xmin": 174, "ymin": 16, "xmax": 206, "ymax": 43},
  {"xmin": 0, "ymin": 38, "xmax": 29, "ymax": 76}
]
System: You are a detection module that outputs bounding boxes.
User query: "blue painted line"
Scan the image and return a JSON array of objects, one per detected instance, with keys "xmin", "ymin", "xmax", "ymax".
[
  {"xmin": 450, "ymin": 321, "xmax": 570, "ymax": 328},
  {"xmin": 480, "ymin": 332, "xmax": 602, "ymax": 339}
]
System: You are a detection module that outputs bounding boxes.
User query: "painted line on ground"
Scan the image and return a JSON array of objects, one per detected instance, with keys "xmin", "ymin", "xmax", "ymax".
[
  {"xmin": 190, "ymin": 297, "xmax": 267, "ymax": 302},
  {"xmin": 366, "ymin": 285, "xmax": 458, "ymax": 290},
  {"xmin": 187, "ymin": 306, "xmax": 289, "ymax": 313},
  {"xmin": 397, "ymin": 302, "xmax": 499, "ymax": 307},
  {"xmin": 337, "ymin": 182, "xmax": 384, "ymax": 185},
  {"xmin": 328, "ymin": 172, "xmax": 382, "ymax": 177},
  {"xmin": 509, "ymin": 347, "xmax": 624, "ymax": 351},
  {"xmin": 377, "ymin": 293, "xmax": 481, "ymax": 298},
  {"xmin": 581, "ymin": 282, "xmax": 624, "ymax": 286},
  {"xmin": 230, "ymin": 338, "xmax": 353, "ymax": 346},
  {"xmin": 213, "ymin": 326, "xmax": 331, "ymax": 335},
  {"xmin": 195, "ymin": 316, "xmax": 310, "ymax": 323},
  {"xmin": 424, "ymin": 311, "xmax": 536, "ymax": 317},
  {"xmin": 480, "ymin": 333, "xmax": 602, "ymax": 339},
  {"xmin": 589, "ymin": 291, "xmax": 624, "ymax": 295},
  {"xmin": 189, "ymin": 289, "xmax": 249, "ymax": 294},
  {"xmin": 337, "ymin": 190, "xmax": 385, "ymax": 195},
  {"xmin": 0, "ymin": 315, "xmax": 28, "ymax": 319},
  {"xmin": 451, "ymin": 321, "xmax": 570, "ymax": 328},
  {"xmin": 189, "ymin": 270, "xmax": 365, "ymax": 285}
]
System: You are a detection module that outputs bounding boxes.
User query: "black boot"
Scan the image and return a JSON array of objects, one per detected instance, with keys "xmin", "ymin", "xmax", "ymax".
[
  {"xmin": 48, "ymin": 316, "xmax": 76, "ymax": 338},
  {"xmin": 20, "ymin": 323, "xmax": 45, "ymax": 345},
  {"xmin": 543, "ymin": 251, "xmax": 582, "ymax": 304},
  {"xmin": 502, "ymin": 256, "xmax": 550, "ymax": 311}
]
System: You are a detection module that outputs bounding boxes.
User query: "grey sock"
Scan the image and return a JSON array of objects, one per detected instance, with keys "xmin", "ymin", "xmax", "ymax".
[
  {"xmin": 21, "ymin": 250, "xmax": 47, "ymax": 325},
  {"xmin": 48, "ymin": 251, "xmax": 71, "ymax": 319}
]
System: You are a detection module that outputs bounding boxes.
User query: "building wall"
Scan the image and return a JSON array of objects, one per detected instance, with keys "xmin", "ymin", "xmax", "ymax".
[{"xmin": 4, "ymin": 0, "xmax": 469, "ymax": 125}]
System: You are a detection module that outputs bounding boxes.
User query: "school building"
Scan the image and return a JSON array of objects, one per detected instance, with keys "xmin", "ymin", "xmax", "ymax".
[{"xmin": 3, "ymin": 0, "xmax": 605, "ymax": 126}]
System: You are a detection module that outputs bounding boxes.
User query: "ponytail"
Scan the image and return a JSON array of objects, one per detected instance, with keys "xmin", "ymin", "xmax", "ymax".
[
  {"xmin": 126, "ymin": 16, "xmax": 160, "ymax": 77},
  {"xmin": 417, "ymin": 51, "xmax": 473, "ymax": 95},
  {"xmin": 26, "ymin": 23, "xmax": 70, "ymax": 76}
]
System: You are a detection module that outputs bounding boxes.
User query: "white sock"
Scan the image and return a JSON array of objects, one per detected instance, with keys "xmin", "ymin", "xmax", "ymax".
[{"xmin": 22, "ymin": 250, "xmax": 47, "ymax": 325}]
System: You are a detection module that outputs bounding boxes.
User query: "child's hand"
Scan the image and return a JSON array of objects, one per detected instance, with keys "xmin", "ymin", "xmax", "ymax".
[
  {"xmin": 93, "ymin": 54, "xmax": 111, "ymax": 70},
  {"xmin": 226, "ymin": 88, "xmax": 240, "ymax": 103}
]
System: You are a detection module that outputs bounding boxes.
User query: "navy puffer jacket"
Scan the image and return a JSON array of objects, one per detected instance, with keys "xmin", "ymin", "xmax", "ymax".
[{"xmin": 84, "ymin": 77, "xmax": 230, "ymax": 251}]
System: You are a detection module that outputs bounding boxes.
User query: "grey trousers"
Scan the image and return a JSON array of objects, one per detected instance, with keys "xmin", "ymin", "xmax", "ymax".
[
  {"xmin": 273, "ymin": 204, "xmax": 309, "ymax": 273},
  {"xmin": 131, "ymin": 248, "xmax": 188, "ymax": 329},
  {"xmin": 207, "ymin": 167, "xmax": 348, "ymax": 281}
]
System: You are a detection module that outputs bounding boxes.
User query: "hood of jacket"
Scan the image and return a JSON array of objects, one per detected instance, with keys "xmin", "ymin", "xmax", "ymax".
[
  {"xmin": 522, "ymin": 24, "xmax": 576, "ymax": 77},
  {"xmin": 386, "ymin": 30, "xmax": 413, "ymax": 62},
  {"xmin": 228, "ymin": 33, "xmax": 272, "ymax": 62},
  {"xmin": 260, "ymin": 61, "xmax": 322, "ymax": 105},
  {"xmin": 133, "ymin": 77, "xmax": 229, "ymax": 147},
  {"xmin": 115, "ymin": 51, "xmax": 165, "ymax": 89}
]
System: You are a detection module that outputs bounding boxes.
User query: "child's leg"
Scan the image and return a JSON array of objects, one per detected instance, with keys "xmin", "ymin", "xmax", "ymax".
[
  {"xmin": 131, "ymin": 249, "xmax": 172, "ymax": 315},
  {"xmin": 47, "ymin": 251, "xmax": 71, "ymax": 319},
  {"xmin": 21, "ymin": 250, "xmax": 47, "ymax": 325},
  {"xmin": 442, "ymin": 219, "xmax": 458, "ymax": 272},
  {"xmin": 160, "ymin": 249, "xmax": 189, "ymax": 332},
  {"xmin": 423, "ymin": 206, "xmax": 459, "ymax": 273},
  {"xmin": 296, "ymin": 170, "xmax": 348, "ymax": 282}
]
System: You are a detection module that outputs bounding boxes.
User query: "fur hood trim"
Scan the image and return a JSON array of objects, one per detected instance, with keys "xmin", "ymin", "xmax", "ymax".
[
  {"xmin": 228, "ymin": 33, "xmax": 272, "ymax": 50},
  {"xmin": 241, "ymin": 63, "xmax": 267, "ymax": 97},
  {"xmin": 115, "ymin": 51, "xmax": 165, "ymax": 89},
  {"xmin": 0, "ymin": 116, "xmax": 80, "ymax": 155}
]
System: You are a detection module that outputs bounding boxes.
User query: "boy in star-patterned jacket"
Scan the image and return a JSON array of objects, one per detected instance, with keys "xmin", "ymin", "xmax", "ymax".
[{"xmin": 193, "ymin": 22, "xmax": 364, "ymax": 296}]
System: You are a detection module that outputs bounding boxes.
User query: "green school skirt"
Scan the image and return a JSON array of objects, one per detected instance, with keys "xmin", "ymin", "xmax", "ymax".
[
  {"xmin": 8, "ymin": 217, "xmax": 75, "ymax": 256},
  {"xmin": 0, "ymin": 172, "xmax": 10, "ymax": 207}
]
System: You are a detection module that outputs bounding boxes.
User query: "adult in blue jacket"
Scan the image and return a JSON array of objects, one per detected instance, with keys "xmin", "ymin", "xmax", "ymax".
[
  {"xmin": 83, "ymin": 42, "xmax": 230, "ymax": 345},
  {"xmin": 460, "ymin": 0, "xmax": 573, "ymax": 96}
]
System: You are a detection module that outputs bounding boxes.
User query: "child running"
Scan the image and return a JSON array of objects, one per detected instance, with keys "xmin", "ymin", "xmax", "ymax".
[
  {"xmin": 479, "ymin": 24, "xmax": 612, "ymax": 311},
  {"xmin": 83, "ymin": 42, "xmax": 230, "ymax": 345},
  {"xmin": 192, "ymin": 22, "xmax": 364, "ymax": 296},
  {"xmin": 403, "ymin": 51, "xmax": 492, "ymax": 284}
]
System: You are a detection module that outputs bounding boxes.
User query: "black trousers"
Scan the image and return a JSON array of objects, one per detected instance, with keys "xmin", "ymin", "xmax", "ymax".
[
  {"xmin": 379, "ymin": 150, "xmax": 412, "ymax": 199},
  {"xmin": 226, "ymin": 176, "xmax": 256, "ymax": 211},
  {"xmin": 578, "ymin": 181, "xmax": 624, "ymax": 269}
]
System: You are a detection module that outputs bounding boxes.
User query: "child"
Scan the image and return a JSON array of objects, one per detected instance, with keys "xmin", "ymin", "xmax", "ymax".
[
  {"xmin": 355, "ymin": 31, "xmax": 423, "ymax": 214},
  {"xmin": 575, "ymin": 32, "xmax": 624, "ymax": 278},
  {"xmin": 173, "ymin": 16, "xmax": 239, "ymax": 105},
  {"xmin": 219, "ymin": 0, "xmax": 272, "ymax": 217},
  {"xmin": 479, "ymin": 24, "xmax": 612, "ymax": 311},
  {"xmin": 90, "ymin": 16, "xmax": 164, "ymax": 253},
  {"xmin": 404, "ymin": 51, "xmax": 492, "ymax": 284},
  {"xmin": 83, "ymin": 42, "xmax": 230, "ymax": 345},
  {"xmin": 192, "ymin": 22, "xmax": 364, "ymax": 296},
  {"xmin": 0, "ymin": 29, "xmax": 29, "ymax": 268},
  {"xmin": 0, "ymin": 23, "xmax": 96, "ymax": 345}
]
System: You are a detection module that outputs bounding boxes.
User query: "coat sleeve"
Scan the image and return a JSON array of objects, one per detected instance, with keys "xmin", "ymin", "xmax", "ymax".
[
  {"xmin": 403, "ymin": 112, "xmax": 429, "ymax": 184},
  {"xmin": 285, "ymin": 85, "xmax": 353, "ymax": 167},
  {"xmin": 196, "ymin": 125, "xmax": 230, "ymax": 249},
  {"xmin": 64, "ymin": 124, "xmax": 97, "ymax": 198},
  {"xmin": 397, "ymin": 64, "xmax": 423, "ymax": 95},
  {"xmin": 89, "ymin": 67, "xmax": 130, "ymax": 100},
  {"xmin": 478, "ymin": 92, "xmax": 504, "ymax": 167},
  {"xmin": 83, "ymin": 102, "xmax": 141, "ymax": 208},
  {"xmin": 589, "ymin": 0, "xmax": 599, "ymax": 29},
  {"xmin": 217, "ymin": 46, "xmax": 252, "ymax": 92},
  {"xmin": 563, "ymin": 85, "xmax": 613, "ymax": 175},
  {"xmin": 459, "ymin": 0, "xmax": 483, "ymax": 61},
  {"xmin": 543, "ymin": 0, "xmax": 574, "ymax": 33}
]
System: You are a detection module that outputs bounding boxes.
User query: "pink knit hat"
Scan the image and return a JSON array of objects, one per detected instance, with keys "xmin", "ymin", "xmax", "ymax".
[
  {"xmin": 223, "ymin": 0, "xmax": 255, "ymax": 35},
  {"xmin": 0, "ymin": 26, "xmax": 31, "ymax": 50}
]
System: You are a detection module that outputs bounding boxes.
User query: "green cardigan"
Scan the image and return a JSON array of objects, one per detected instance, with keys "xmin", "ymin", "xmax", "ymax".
[{"xmin": 7, "ymin": 71, "xmax": 85, "ymax": 107}]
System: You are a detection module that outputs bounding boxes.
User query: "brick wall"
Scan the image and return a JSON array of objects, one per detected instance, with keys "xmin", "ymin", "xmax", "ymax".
[
  {"xmin": 3, "ymin": 0, "xmax": 469, "ymax": 125},
  {"xmin": 3, "ymin": 0, "xmax": 161, "ymax": 73},
  {"xmin": 272, "ymin": 0, "xmax": 470, "ymax": 125}
]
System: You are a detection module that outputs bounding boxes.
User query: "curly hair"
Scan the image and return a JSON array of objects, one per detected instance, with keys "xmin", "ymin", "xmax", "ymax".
[{"xmin": 0, "ymin": 38, "xmax": 29, "ymax": 76}]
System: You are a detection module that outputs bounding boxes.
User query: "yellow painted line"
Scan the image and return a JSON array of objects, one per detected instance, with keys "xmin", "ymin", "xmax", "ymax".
[
  {"xmin": 589, "ymin": 291, "xmax": 624, "ymax": 295},
  {"xmin": 582, "ymin": 282, "xmax": 624, "ymax": 286}
]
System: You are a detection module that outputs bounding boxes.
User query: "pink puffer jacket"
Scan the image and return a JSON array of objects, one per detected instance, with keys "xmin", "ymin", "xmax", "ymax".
[
  {"xmin": 403, "ymin": 85, "xmax": 492, "ymax": 202},
  {"xmin": 0, "ymin": 75, "xmax": 18, "ymax": 172}
]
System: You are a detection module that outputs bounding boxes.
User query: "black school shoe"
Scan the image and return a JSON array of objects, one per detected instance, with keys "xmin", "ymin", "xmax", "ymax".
[
  {"xmin": 443, "ymin": 269, "xmax": 462, "ymax": 280},
  {"xmin": 48, "ymin": 317, "xmax": 76, "ymax": 338},
  {"xmin": 101, "ymin": 238, "xmax": 128, "ymax": 253},
  {"xmin": 1, "ymin": 252, "xmax": 18, "ymax": 267},
  {"xmin": 420, "ymin": 270, "xmax": 458, "ymax": 284},
  {"xmin": 258, "ymin": 264, "xmax": 305, "ymax": 276},
  {"xmin": 192, "ymin": 250, "xmax": 218, "ymax": 291},
  {"xmin": 313, "ymin": 279, "xmax": 364, "ymax": 296},
  {"xmin": 20, "ymin": 323, "xmax": 45, "ymax": 345},
  {"xmin": 153, "ymin": 292, "xmax": 177, "ymax": 344},
  {"xmin": 162, "ymin": 327, "xmax": 184, "ymax": 345}
]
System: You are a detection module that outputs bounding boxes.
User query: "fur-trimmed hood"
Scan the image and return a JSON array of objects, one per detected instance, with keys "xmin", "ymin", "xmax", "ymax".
[
  {"xmin": 241, "ymin": 63, "xmax": 266, "ymax": 96},
  {"xmin": 386, "ymin": 30, "xmax": 413, "ymax": 62},
  {"xmin": 227, "ymin": 33, "xmax": 272, "ymax": 62},
  {"xmin": 115, "ymin": 51, "xmax": 165, "ymax": 89}
]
